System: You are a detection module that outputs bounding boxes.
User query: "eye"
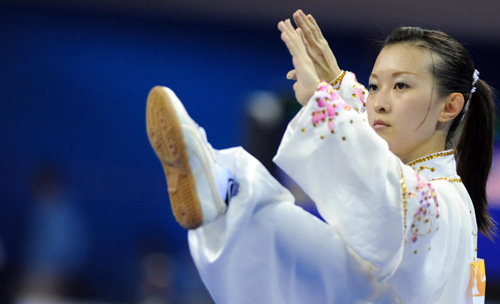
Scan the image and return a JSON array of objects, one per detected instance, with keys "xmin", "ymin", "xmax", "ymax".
[
  {"xmin": 395, "ymin": 82, "xmax": 409, "ymax": 90},
  {"xmin": 368, "ymin": 84, "xmax": 378, "ymax": 92}
]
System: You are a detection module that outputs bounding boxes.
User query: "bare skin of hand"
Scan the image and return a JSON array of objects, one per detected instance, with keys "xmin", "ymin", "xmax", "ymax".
[
  {"xmin": 278, "ymin": 19, "xmax": 320, "ymax": 106},
  {"xmin": 286, "ymin": 10, "xmax": 342, "ymax": 83}
]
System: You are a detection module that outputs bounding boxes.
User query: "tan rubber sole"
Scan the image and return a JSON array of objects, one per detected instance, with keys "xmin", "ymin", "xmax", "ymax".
[{"xmin": 146, "ymin": 86, "xmax": 203, "ymax": 229}]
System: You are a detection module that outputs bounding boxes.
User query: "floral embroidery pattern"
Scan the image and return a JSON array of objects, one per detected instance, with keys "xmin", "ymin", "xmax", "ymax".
[
  {"xmin": 409, "ymin": 174, "xmax": 440, "ymax": 243},
  {"xmin": 311, "ymin": 81, "xmax": 351, "ymax": 133},
  {"xmin": 352, "ymin": 85, "xmax": 367, "ymax": 108},
  {"xmin": 351, "ymin": 73, "xmax": 368, "ymax": 111}
]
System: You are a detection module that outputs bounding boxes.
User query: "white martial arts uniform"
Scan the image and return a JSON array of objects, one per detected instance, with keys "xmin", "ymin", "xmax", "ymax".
[{"xmin": 188, "ymin": 72, "xmax": 479, "ymax": 303}]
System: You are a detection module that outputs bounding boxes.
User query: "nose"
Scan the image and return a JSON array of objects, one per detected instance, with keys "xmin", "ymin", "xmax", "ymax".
[{"xmin": 372, "ymin": 89, "xmax": 391, "ymax": 113}]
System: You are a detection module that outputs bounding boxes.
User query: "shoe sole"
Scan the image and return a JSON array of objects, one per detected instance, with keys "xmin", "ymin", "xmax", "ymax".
[{"xmin": 146, "ymin": 86, "xmax": 203, "ymax": 229}]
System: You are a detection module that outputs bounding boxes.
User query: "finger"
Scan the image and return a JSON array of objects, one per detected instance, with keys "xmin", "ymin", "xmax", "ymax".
[
  {"xmin": 277, "ymin": 20, "xmax": 286, "ymax": 32},
  {"xmin": 280, "ymin": 31, "xmax": 294, "ymax": 56},
  {"xmin": 279, "ymin": 19, "xmax": 312, "ymax": 69},
  {"xmin": 284, "ymin": 18, "xmax": 296, "ymax": 34},
  {"xmin": 300, "ymin": 11, "xmax": 321, "ymax": 42},
  {"xmin": 307, "ymin": 14, "xmax": 325, "ymax": 40},
  {"xmin": 278, "ymin": 22, "xmax": 299, "ymax": 56},
  {"xmin": 292, "ymin": 10, "xmax": 301, "ymax": 27},
  {"xmin": 283, "ymin": 19, "xmax": 304, "ymax": 52},
  {"xmin": 294, "ymin": 10, "xmax": 316, "ymax": 44},
  {"xmin": 286, "ymin": 69, "xmax": 297, "ymax": 80},
  {"xmin": 296, "ymin": 28, "xmax": 312, "ymax": 56},
  {"xmin": 278, "ymin": 19, "xmax": 296, "ymax": 40},
  {"xmin": 296, "ymin": 28, "xmax": 308, "ymax": 47}
]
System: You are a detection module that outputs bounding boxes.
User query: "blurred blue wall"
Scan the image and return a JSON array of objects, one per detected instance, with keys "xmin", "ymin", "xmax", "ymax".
[{"xmin": 1, "ymin": 4, "xmax": 499, "ymax": 302}]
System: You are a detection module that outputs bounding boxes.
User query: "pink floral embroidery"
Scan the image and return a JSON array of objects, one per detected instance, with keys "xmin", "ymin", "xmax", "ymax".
[
  {"xmin": 312, "ymin": 81, "xmax": 351, "ymax": 133},
  {"xmin": 318, "ymin": 82, "xmax": 331, "ymax": 93},
  {"xmin": 350, "ymin": 73, "xmax": 368, "ymax": 109},
  {"xmin": 409, "ymin": 174, "xmax": 439, "ymax": 243},
  {"xmin": 353, "ymin": 86, "xmax": 366, "ymax": 106}
]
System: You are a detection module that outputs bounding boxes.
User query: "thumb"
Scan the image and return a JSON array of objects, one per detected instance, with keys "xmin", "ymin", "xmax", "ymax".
[{"xmin": 286, "ymin": 69, "xmax": 297, "ymax": 80}]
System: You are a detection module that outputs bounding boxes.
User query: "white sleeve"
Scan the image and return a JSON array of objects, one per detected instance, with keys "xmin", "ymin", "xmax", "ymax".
[
  {"xmin": 273, "ymin": 75, "xmax": 465, "ymax": 300},
  {"xmin": 329, "ymin": 70, "xmax": 368, "ymax": 116}
]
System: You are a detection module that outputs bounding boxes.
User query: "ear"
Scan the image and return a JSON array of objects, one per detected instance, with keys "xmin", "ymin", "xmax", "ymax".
[{"xmin": 441, "ymin": 92, "xmax": 464, "ymax": 122}]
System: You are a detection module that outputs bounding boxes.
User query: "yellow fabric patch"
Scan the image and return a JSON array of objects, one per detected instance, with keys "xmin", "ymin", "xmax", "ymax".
[{"xmin": 471, "ymin": 258, "xmax": 486, "ymax": 303}]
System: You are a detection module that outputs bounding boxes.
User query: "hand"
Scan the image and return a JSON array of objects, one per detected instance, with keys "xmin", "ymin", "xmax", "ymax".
[
  {"xmin": 287, "ymin": 10, "xmax": 341, "ymax": 83},
  {"xmin": 278, "ymin": 19, "xmax": 320, "ymax": 106}
]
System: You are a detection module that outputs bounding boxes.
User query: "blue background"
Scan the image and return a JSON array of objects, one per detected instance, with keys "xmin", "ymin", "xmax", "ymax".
[{"xmin": 1, "ymin": 3, "xmax": 499, "ymax": 303}]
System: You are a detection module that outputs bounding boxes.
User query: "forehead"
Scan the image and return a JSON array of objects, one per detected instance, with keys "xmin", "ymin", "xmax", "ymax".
[{"xmin": 371, "ymin": 44, "xmax": 434, "ymax": 77}]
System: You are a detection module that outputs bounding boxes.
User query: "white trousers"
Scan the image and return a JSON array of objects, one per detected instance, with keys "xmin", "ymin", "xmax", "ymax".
[{"xmin": 188, "ymin": 147, "xmax": 396, "ymax": 304}]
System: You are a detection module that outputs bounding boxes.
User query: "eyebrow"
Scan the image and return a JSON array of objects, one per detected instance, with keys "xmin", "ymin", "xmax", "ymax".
[{"xmin": 370, "ymin": 71, "xmax": 419, "ymax": 78}]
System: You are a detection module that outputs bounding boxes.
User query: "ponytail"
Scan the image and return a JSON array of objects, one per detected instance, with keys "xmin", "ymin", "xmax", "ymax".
[{"xmin": 455, "ymin": 80, "xmax": 497, "ymax": 239}]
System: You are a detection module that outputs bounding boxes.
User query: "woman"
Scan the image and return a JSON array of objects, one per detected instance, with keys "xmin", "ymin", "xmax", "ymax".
[{"xmin": 146, "ymin": 10, "xmax": 495, "ymax": 304}]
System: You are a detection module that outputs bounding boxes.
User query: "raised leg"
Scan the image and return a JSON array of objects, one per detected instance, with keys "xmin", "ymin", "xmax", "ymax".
[{"xmin": 189, "ymin": 147, "xmax": 395, "ymax": 304}]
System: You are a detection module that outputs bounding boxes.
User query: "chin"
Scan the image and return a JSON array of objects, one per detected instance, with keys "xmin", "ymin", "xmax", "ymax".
[{"xmin": 374, "ymin": 129, "xmax": 388, "ymax": 138}]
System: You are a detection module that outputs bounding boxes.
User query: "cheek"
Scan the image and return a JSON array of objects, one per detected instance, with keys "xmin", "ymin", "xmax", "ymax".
[
  {"xmin": 399, "ymin": 100, "xmax": 437, "ymax": 136},
  {"xmin": 366, "ymin": 97, "xmax": 376, "ymax": 124}
]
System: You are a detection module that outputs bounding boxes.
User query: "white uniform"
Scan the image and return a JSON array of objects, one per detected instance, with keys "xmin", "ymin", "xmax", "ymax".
[{"xmin": 188, "ymin": 72, "xmax": 478, "ymax": 303}]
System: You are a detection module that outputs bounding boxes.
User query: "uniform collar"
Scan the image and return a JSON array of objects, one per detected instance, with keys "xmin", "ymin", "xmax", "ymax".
[{"xmin": 406, "ymin": 149, "xmax": 461, "ymax": 182}]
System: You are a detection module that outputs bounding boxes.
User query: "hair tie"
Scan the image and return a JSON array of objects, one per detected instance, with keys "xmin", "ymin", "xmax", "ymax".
[
  {"xmin": 462, "ymin": 69, "xmax": 480, "ymax": 116},
  {"xmin": 471, "ymin": 69, "xmax": 480, "ymax": 94}
]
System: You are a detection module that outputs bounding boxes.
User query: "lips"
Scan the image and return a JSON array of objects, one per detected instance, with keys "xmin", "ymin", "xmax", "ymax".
[{"xmin": 373, "ymin": 119, "xmax": 390, "ymax": 130}]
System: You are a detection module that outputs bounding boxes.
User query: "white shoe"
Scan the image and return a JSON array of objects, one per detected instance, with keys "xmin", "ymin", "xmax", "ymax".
[{"xmin": 146, "ymin": 86, "xmax": 229, "ymax": 229}]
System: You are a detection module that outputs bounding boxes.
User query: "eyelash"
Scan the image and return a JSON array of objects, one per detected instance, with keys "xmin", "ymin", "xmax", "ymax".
[
  {"xmin": 395, "ymin": 82, "xmax": 409, "ymax": 90},
  {"xmin": 368, "ymin": 83, "xmax": 409, "ymax": 92}
]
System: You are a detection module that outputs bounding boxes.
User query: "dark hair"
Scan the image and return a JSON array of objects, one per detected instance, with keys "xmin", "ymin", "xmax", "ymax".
[{"xmin": 384, "ymin": 27, "xmax": 496, "ymax": 239}]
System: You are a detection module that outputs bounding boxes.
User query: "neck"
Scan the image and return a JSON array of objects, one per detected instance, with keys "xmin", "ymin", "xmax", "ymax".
[{"xmin": 399, "ymin": 128, "xmax": 448, "ymax": 164}]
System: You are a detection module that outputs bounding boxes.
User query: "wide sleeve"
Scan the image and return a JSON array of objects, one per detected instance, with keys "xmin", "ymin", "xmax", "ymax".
[
  {"xmin": 328, "ymin": 70, "xmax": 367, "ymax": 116},
  {"xmin": 273, "ymin": 75, "xmax": 465, "ymax": 301}
]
